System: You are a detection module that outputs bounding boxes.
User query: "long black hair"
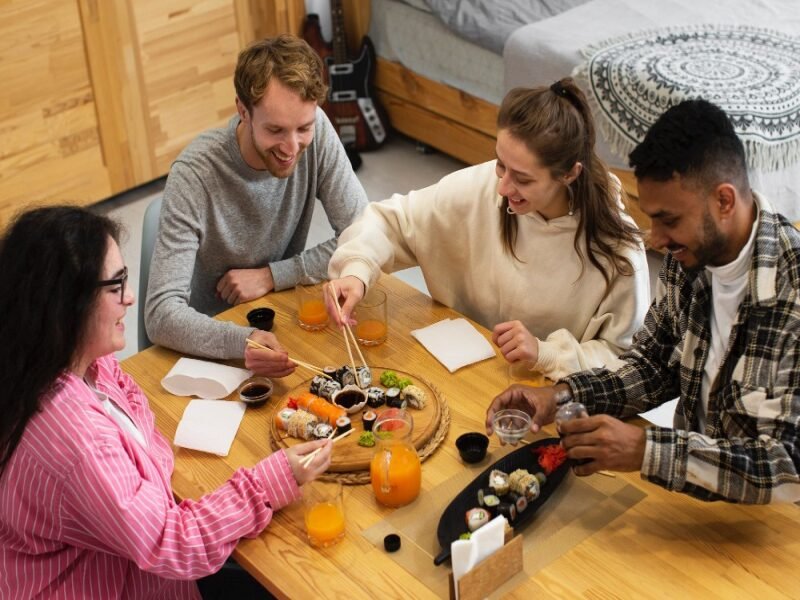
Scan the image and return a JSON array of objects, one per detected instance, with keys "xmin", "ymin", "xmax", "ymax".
[{"xmin": 0, "ymin": 206, "xmax": 120, "ymax": 477}]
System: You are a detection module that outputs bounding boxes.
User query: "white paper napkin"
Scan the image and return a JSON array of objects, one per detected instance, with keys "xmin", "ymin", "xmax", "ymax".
[
  {"xmin": 410, "ymin": 318, "xmax": 496, "ymax": 372},
  {"xmin": 639, "ymin": 397, "xmax": 678, "ymax": 428},
  {"xmin": 451, "ymin": 515, "xmax": 507, "ymax": 600},
  {"xmin": 161, "ymin": 357, "xmax": 252, "ymax": 399},
  {"xmin": 174, "ymin": 399, "xmax": 246, "ymax": 456}
]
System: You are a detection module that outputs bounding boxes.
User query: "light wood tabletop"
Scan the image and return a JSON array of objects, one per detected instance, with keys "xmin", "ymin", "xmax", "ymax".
[{"xmin": 122, "ymin": 275, "xmax": 800, "ymax": 599}]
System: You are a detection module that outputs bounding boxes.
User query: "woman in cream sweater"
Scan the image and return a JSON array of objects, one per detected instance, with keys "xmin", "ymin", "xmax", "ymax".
[{"xmin": 327, "ymin": 78, "xmax": 650, "ymax": 381}]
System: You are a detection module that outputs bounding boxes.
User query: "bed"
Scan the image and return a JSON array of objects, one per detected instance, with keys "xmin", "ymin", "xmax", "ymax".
[{"xmin": 366, "ymin": 0, "xmax": 800, "ymax": 224}]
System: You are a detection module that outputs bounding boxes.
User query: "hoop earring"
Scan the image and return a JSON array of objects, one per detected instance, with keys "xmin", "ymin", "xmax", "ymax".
[
  {"xmin": 565, "ymin": 184, "xmax": 575, "ymax": 216},
  {"xmin": 506, "ymin": 205, "xmax": 516, "ymax": 215}
]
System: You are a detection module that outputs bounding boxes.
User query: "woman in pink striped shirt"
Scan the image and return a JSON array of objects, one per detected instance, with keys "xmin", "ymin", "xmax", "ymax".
[{"xmin": 0, "ymin": 206, "xmax": 331, "ymax": 599}]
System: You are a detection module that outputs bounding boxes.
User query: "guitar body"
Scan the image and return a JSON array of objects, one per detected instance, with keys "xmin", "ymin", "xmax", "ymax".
[{"xmin": 303, "ymin": 13, "xmax": 389, "ymax": 151}]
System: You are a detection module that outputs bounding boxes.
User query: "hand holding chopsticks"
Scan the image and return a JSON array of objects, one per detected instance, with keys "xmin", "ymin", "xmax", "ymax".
[
  {"xmin": 245, "ymin": 338, "xmax": 333, "ymax": 379},
  {"xmin": 325, "ymin": 283, "xmax": 369, "ymax": 385},
  {"xmin": 299, "ymin": 428, "xmax": 353, "ymax": 469}
]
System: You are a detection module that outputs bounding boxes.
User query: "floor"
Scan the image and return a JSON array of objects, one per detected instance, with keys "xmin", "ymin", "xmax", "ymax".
[{"xmin": 96, "ymin": 134, "xmax": 662, "ymax": 361}]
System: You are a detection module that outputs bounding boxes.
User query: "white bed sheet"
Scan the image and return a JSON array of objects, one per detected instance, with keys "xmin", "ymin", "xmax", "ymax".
[
  {"xmin": 369, "ymin": 0, "xmax": 504, "ymax": 105},
  {"xmin": 504, "ymin": 0, "xmax": 800, "ymax": 219}
]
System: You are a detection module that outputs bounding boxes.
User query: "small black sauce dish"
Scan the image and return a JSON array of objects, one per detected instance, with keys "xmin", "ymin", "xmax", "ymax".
[
  {"xmin": 247, "ymin": 307, "xmax": 275, "ymax": 331},
  {"xmin": 237, "ymin": 377, "xmax": 274, "ymax": 408},
  {"xmin": 455, "ymin": 432, "xmax": 489, "ymax": 464}
]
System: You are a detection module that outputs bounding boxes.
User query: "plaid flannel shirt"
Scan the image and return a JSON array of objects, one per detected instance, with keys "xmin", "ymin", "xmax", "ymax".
[{"xmin": 564, "ymin": 194, "xmax": 800, "ymax": 503}]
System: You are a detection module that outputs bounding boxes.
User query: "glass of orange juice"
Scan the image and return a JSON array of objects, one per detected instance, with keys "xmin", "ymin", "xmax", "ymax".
[
  {"xmin": 303, "ymin": 480, "xmax": 345, "ymax": 548},
  {"xmin": 355, "ymin": 288, "xmax": 387, "ymax": 346},
  {"xmin": 296, "ymin": 284, "xmax": 328, "ymax": 331}
]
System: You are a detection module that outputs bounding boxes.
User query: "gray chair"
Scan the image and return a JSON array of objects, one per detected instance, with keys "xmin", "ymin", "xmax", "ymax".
[{"xmin": 138, "ymin": 195, "xmax": 163, "ymax": 351}]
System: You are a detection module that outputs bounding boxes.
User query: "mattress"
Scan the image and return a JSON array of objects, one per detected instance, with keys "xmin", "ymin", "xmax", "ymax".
[
  {"xmin": 504, "ymin": 0, "xmax": 800, "ymax": 219},
  {"xmin": 369, "ymin": 0, "xmax": 504, "ymax": 105}
]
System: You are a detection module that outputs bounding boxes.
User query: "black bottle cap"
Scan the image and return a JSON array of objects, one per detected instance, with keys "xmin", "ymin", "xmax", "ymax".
[{"xmin": 383, "ymin": 533, "xmax": 401, "ymax": 552}]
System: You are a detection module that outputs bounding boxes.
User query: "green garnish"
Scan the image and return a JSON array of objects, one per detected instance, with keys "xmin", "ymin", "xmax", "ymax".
[
  {"xmin": 380, "ymin": 370, "xmax": 399, "ymax": 387},
  {"xmin": 459, "ymin": 532, "xmax": 472, "ymax": 540},
  {"xmin": 397, "ymin": 377, "xmax": 412, "ymax": 390},
  {"xmin": 358, "ymin": 431, "xmax": 376, "ymax": 447}
]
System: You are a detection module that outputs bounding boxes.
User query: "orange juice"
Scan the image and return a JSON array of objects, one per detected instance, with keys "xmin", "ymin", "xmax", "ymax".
[
  {"xmin": 299, "ymin": 299, "xmax": 328, "ymax": 326},
  {"xmin": 305, "ymin": 502, "xmax": 345, "ymax": 547},
  {"xmin": 356, "ymin": 319, "xmax": 387, "ymax": 343},
  {"xmin": 370, "ymin": 444, "xmax": 421, "ymax": 507}
]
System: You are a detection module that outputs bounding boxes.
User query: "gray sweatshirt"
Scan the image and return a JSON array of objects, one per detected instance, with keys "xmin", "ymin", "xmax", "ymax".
[{"xmin": 145, "ymin": 109, "xmax": 368, "ymax": 358}]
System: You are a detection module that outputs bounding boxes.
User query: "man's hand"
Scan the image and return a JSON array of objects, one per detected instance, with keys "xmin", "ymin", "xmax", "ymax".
[
  {"xmin": 486, "ymin": 383, "xmax": 567, "ymax": 438},
  {"xmin": 559, "ymin": 415, "xmax": 646, "ymax": 475},
  {"xmin": 244, "ymin": 330, "xmax": 296, "ymax": 377},
  {"xmin": 285, "ymin": 439, "xmax": 332, "ymax": 485},
  {"xmin": 325, "ymin": 276, "xmax": 366, "ymax": 327},
  {"xmin": 217, "ymin": 267, "xmax": 274, "ymax": 305},
  {"xmin": 493, "ymin": 320, "xmax": 540, "ymax": 366}
]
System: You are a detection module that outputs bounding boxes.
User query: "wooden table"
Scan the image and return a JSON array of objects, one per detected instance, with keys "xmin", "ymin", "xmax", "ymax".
[{"xmin": 122, "ymin": 275, "xmax": 800, "ymax": 599}]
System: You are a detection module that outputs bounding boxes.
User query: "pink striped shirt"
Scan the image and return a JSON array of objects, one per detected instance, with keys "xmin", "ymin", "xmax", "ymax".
[{"xmin": 0, "ymin": 354, "xmax": 300, "ymax": 599}]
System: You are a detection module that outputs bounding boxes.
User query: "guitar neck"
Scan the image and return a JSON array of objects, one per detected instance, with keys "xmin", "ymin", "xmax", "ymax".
[{"xmin": 331, "ymin": 0, "xmax": 348, "ymax": 64}]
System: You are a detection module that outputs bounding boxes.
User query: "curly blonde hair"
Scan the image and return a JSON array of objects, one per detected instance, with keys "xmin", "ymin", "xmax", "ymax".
[{"xmin": 234, "ymin": 34, "xmax": 328, "ymax": 112}]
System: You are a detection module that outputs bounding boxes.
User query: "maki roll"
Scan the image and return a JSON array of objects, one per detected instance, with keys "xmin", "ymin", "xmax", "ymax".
[
  {"xmin": 508, "ymin": 491, "xmax": 528, "ymax": 514},
  {"xmin": 318, "ymin": 378, "xmax": 342, "ymax": 401},
  {"xmin": 465, "ymin": 507, "xmax": 490, "ymax": 532},
  {"xmin": 323, "ymin": 366, "xmax": 338, "ymax": 379},
  {"xmin": 400, "ymin": 384, "xmax": 426, "ymax": 409},
  {"xmin": 356, "ymin": 366, "xmax": 372, "ymax": 388},
  {"xmin": 385, "ymin": 387, "xmax": 406, "ymax": 409},
  {"xmin": 274, "ymin": 407, "xmax": 296, "ymax": 431},
  {"xmin": 335, "ymin": 415, "xmax": 352, "ymax": 434},
  {"xmin": 477, "ymin": 487, "xmax": 495, "ymax": 507},
  {"xmin": 309, "ymin": 375, "xmax": 326, "ymax": 396},
  {"xmin": 286, "ymin": 410, "xmax": 318, "ymax": 440},
  {"xmin": 366, "ymin": 387, "xmax": 386, "ymax": 408},
  {"xmin": 509, "ymin": 469, "xmax": 541, "ymax": 501},
  {"xmin": 337, "ymin": 365, "xmax": 356, "ymax": 387},
  {"xmin": 489, "ymin": 469, "xmax": 510, "ymax": 496},
  {"xmin": 496, "ymin": 501, "xmax": 517, "ymax": 523},
  {"xmin": 362, "ymin": 410, "xmax": 377, "ymax": 432},
  {"xmin": 313, "ymin": 422, "xmax": 335, "ymax": 440}
]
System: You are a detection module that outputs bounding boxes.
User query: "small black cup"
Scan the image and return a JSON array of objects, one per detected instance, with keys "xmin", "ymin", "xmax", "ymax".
[
  {"xmin": 456, "ymin": 432, "xmax": 489, "ymax": 464},
  {"xmin": 247, "ymin": 307, "xmax": 275, "ymax": 331}
]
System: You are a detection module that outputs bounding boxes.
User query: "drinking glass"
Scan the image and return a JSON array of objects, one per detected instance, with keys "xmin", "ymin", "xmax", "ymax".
[
  {"xmin": 296, "ymin": 284, "xmax": 328, "ymax": 331},
  {"xmin": 303, "ymin": 480, "xmax": 345, "ymax": 548},
  {"xmin": 355, "ymin": 288, "xmax": 387, "ymax": 346}
]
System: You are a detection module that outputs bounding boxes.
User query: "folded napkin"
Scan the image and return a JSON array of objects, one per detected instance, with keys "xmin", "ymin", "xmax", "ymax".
[
  {"xmin": 174, "ymin": 399, "xmax": 246, "ymax": 456},
  {"xmin": 161, "ymin": 357, "xmax": 252, "ymax": 399},
  {"xmin": 411, "ymin": 318, "xmax": 496, "ymax": 373}
]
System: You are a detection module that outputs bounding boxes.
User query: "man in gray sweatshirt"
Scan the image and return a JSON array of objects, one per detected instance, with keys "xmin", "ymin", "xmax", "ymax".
[{"xmin": 145, "ymin": 35, "xmax": 368, "ymax": 377}]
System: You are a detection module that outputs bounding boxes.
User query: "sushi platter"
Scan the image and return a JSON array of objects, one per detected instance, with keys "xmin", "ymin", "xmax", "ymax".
[
  {"xmin": 433, "ymin": 437, "xmax": 570, "ymax": 565},
  {"xmin": 268, "ymin": 367, "xmax": 448, "ymax": 476}
]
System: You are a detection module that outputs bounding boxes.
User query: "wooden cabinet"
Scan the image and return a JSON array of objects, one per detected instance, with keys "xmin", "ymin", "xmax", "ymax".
[{"xmin": 0, "ymin": 0, "xmax": 305, "ymax": 228}]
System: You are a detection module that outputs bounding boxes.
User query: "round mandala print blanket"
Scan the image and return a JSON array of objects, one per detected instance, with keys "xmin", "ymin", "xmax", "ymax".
[{"xmin": 575, "ymin": 25, "xmax": 800, "ymax": 171}]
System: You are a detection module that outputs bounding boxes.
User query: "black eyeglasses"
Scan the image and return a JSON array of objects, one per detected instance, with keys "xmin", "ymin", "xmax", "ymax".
[{"xmin": 97, "ymin": 266, "xmax": 128, "ymax": 303}]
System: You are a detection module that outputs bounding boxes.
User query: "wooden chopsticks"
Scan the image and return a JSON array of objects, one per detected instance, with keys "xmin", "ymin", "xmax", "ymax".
[
  {"xmin": 245, "ymin": 338, "xmax": 332, "ymax": 379},
  {"xmin": 299, "ymin": 427, "xmax": 353, "ymax": 469},
  {"xmin": 325, "ymin": 283, "xmax": 369, "ymax": 386}
]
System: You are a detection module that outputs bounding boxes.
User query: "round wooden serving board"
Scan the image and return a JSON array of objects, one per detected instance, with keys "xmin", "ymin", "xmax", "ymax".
[{"xmin": 269, "ymin": 367, "xmax": 442, "ymax": 473}]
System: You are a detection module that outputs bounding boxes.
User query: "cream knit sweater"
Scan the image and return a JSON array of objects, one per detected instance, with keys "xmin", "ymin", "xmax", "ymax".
[{"xmin": 329, "ymin": 160, "xmax": 650, "ymax": 380}]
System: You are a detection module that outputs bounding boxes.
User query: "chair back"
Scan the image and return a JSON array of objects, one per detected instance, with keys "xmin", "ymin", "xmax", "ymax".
[{"xmin": 138, "ymin": 195, "xmax": 163, "ymax": 351}]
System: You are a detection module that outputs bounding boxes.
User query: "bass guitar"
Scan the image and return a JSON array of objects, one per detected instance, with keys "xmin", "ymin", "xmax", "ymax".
[{"xmin": 303, "ymin": 0, "xmax": 389, "ymax": 151}]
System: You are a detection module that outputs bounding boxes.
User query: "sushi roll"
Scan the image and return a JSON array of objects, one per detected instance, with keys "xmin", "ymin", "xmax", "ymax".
[
  {"xmin": 509, "ymin": 469, "xmax": 540, "ymax": 501},
  {"xmin": 274, "ymin": 407, "xmax": 296, "ymax": 431},
  {"xmin": 286, "ymin": 410, "xmax": 318, "ymax": 440},
  {"xmin": 366, "ymin": 387, "xmax": 386, "ymax": 408},
  {"xmin": 534, "ymin": 471, "xmax": 547, "ymax": 486},
  {"xmin": 385, "ymin": 387, "xmax": 406, "ymax": 409},
  {"xmin": 400, "ymin": 384, "xmax": 426, "ymax": 409},
  {"xmin": 489, "ymin": 469, "xmax": 510, "ymax": 496},
  {"xmin": 313, "ymin": 422, "xmax": 335, "ymax": 439},
  {"xmin": 477, "ymin": 487, "xmax": 495, "ymax": 507},
  {"xmin": 356, "ymin": 366, "xmax": 372, "ymax": 388},
  {"xmin": 465, "ymin": 507, "xmax": 490, "ymax": 532},
  {"xmin": 362, "ymin": 410, "xmax": 377, "ymax": 432},
  {"xmin": 335, "ymin": 415, "xmax": 352, "ymax": 434},
  {"xmin": 482, "ymin": 493, "xmax": 501, "ymax": 511},
  {"xmin": 337, "ymin": 365, "xmax": 356, "ymax": 387},
  {"xmin": 509, "ymin": 491, "xmax": 528, "ymax": 514},
  {"xmin": 309, "ymin": 375, "xmax": 326, "ymax": 396},
  {"xmin": 323, "ymin": 366, "xmax": 338, "ymax": 379},
  {"xmin": 318, "ymin": 378, "xmax": 342, "ymax": 401},
  {"xmin": 497, "ymin": 501, "xmax": 517, "ymax": 523}
]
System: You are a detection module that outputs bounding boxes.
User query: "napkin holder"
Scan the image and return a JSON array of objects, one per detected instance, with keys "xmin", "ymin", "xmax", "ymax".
[{"xmin": 448, "ymin": 534, "xmax": 523, "ymax": 600}]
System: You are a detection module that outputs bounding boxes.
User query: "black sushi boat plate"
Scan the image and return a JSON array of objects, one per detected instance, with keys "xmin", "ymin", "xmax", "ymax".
[{"xmin": 434, "ymin": 437, "xmax": 569, "ymax": 565}]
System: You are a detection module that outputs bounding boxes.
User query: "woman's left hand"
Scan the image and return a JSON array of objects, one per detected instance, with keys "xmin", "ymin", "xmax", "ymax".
[{"xmin": 492, "ymin": 320, "xmax": 539, "ymax": 365}]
